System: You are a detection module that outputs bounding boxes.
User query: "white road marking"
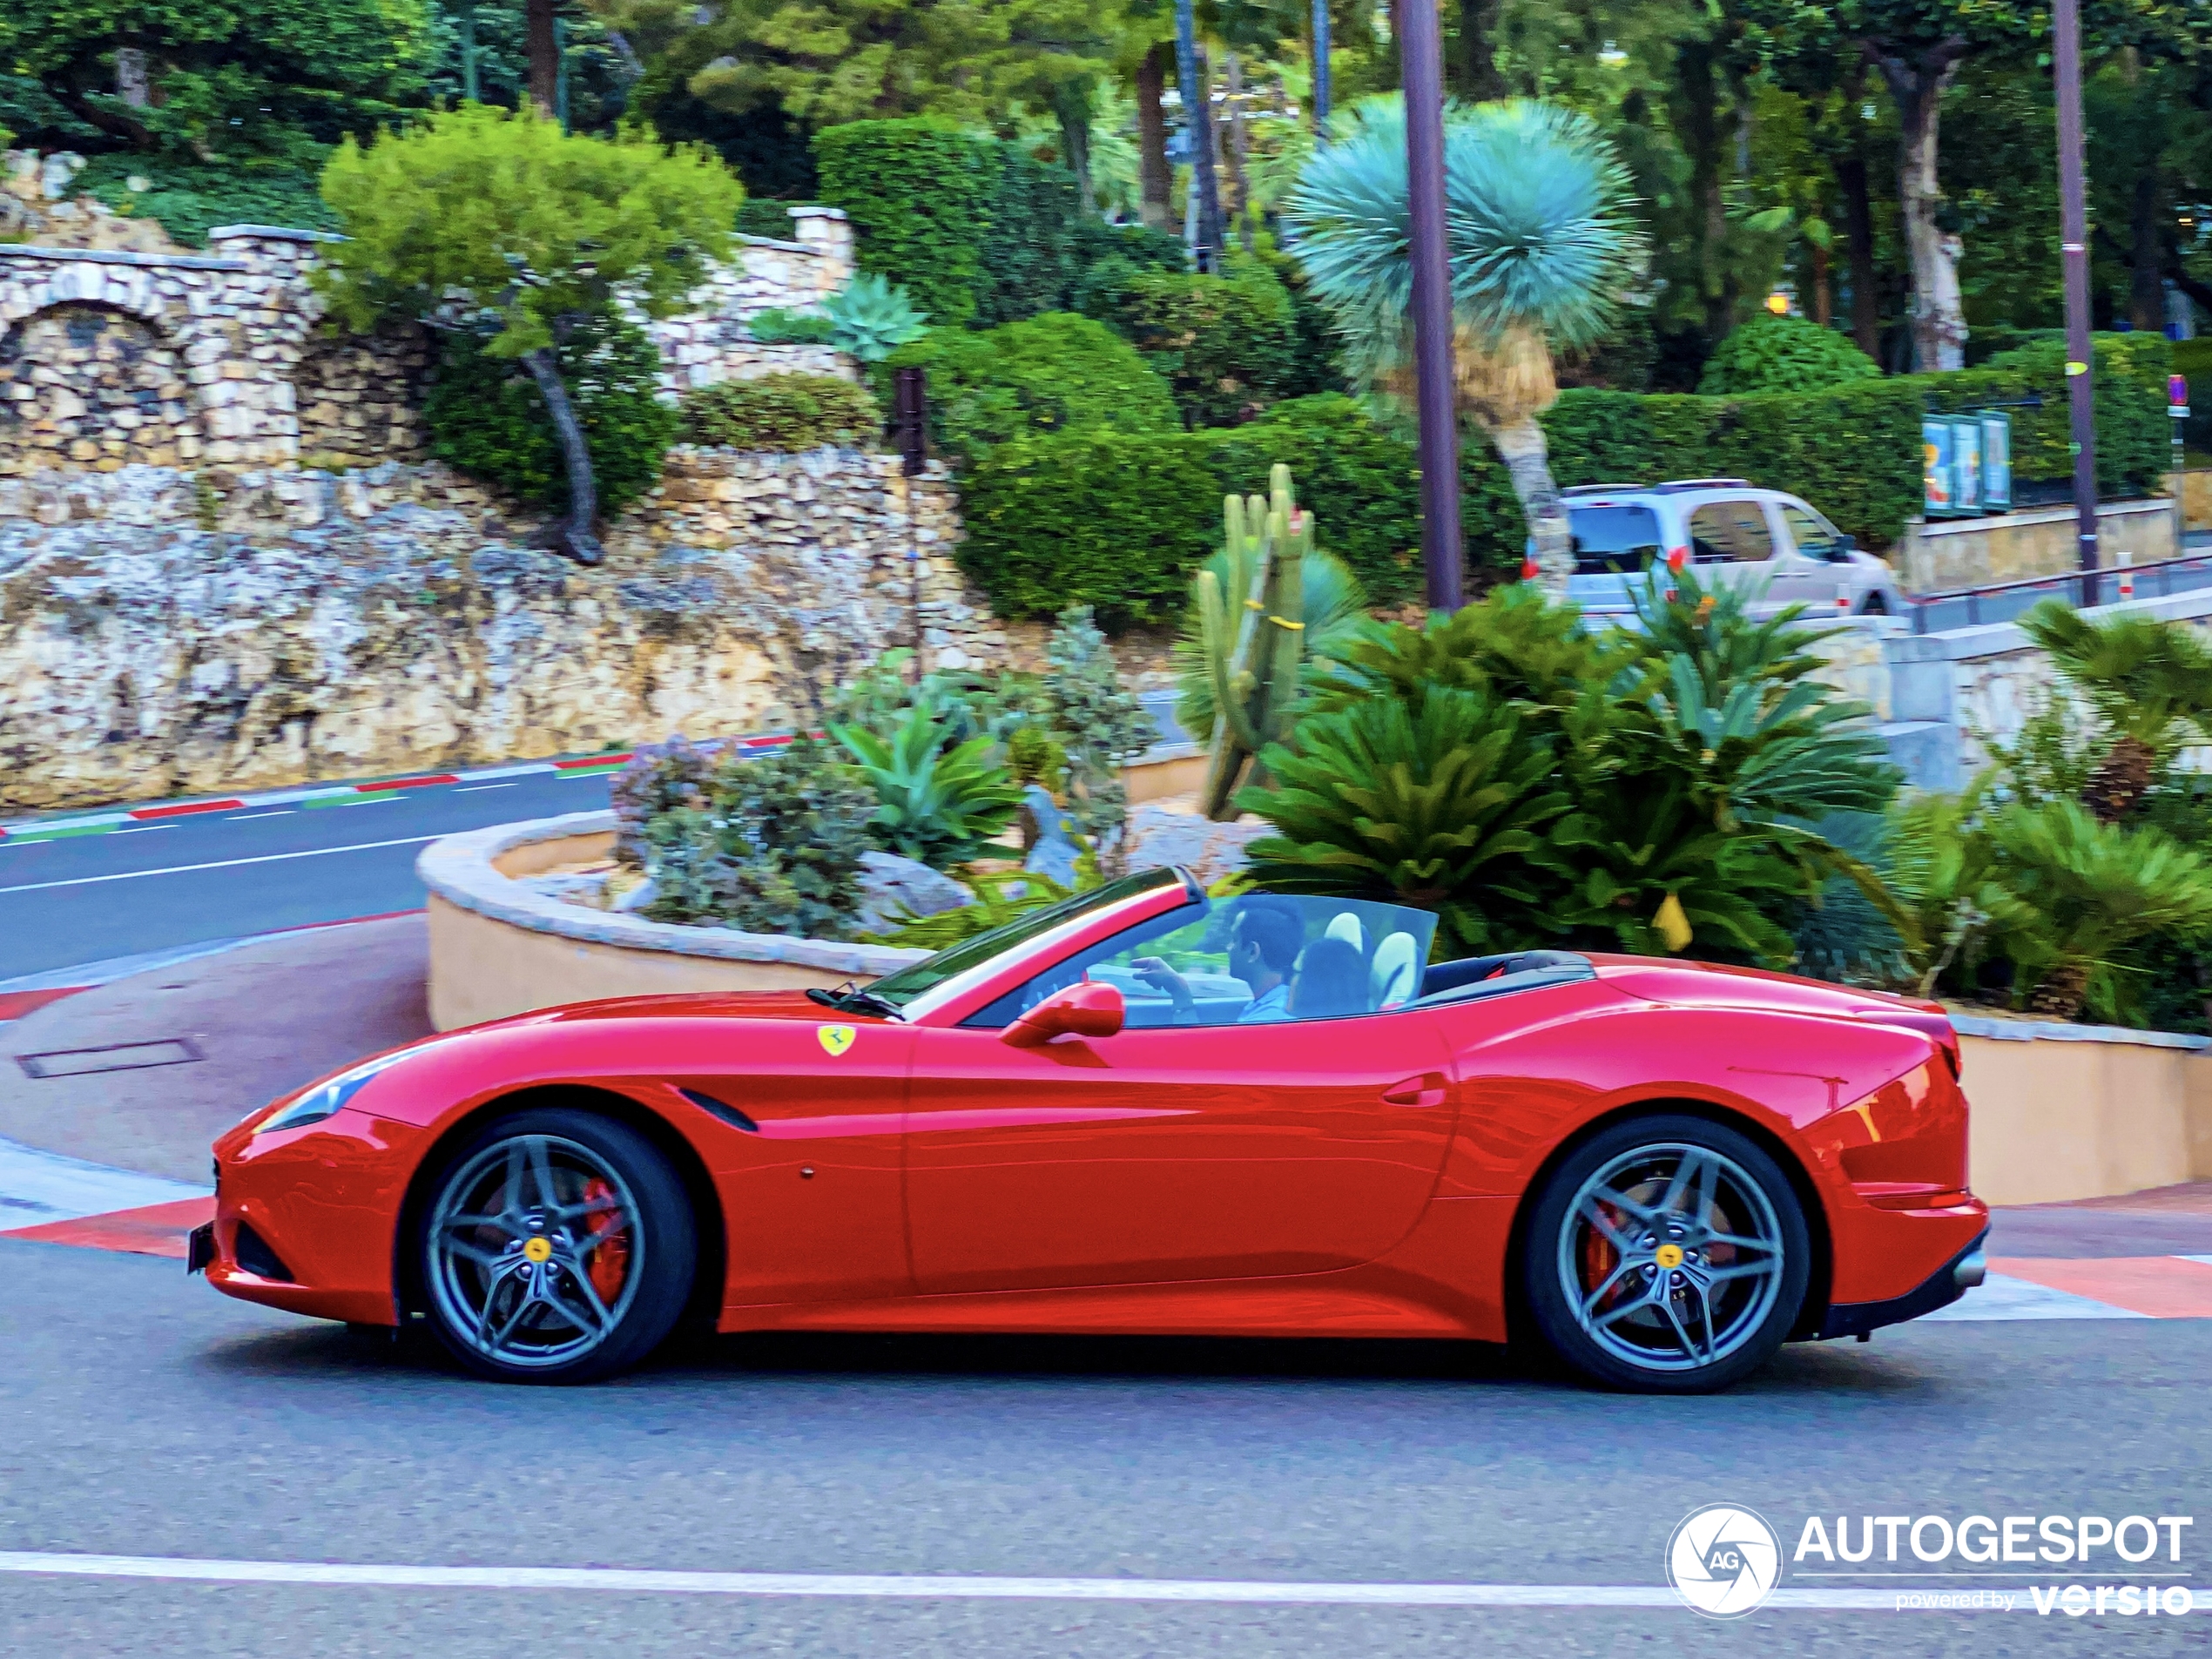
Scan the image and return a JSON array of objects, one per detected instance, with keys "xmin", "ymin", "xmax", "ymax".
[
  {"xmin": 456, "ymin": 783, "xmax": 520, "ymax": 792},
  {"xmin": 0, "ymin": 835, "xmax": 446, "ymax": 896},
  {"xmin": 4, "ymin": 1552, "xmax": 2172, "ymax": 1609},
  {"xmin": 111, "ymin": 825, "xmax": 177, "ymax": 835},
  {"xmin": 1919, "ymin": 1272, "xmax": 2151, "ymax": 1320},
  {"xmin": 0, "ymin": 1140, "xmax": 208, "ymax": 1225},
  {"xmin": 224, "ymin": 812, "xmax": 294, "ymax": 822}
]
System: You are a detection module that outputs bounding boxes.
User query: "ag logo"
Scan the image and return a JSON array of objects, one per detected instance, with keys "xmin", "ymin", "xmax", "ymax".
[
  {"xmin": 1666, "ymin": 1504, "xmax": 1781, "ymax": 1619},
  {"xmin": 816, "ymin": 1024, "xmax": 857, "ymax": 1057}
]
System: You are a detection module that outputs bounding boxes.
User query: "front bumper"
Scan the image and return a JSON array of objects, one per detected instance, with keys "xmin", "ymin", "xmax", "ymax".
[{"xmin": 1818, "ymin": 1231, "xmax": 1989, "ymax": 1340}]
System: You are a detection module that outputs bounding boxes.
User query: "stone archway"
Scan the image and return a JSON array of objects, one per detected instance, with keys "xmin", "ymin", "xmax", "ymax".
[{"xmin": 0, "ymin": 301, "xmax": 201, "ymax": 471}]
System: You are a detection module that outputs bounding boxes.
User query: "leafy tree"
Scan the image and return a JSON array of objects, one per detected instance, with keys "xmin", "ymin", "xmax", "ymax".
[
  {"xmin": 1282, "ymin": 97, "xmax": 1645, "ymax": 589},
  {"xmin": 317, "ymin": 105, "xmax": 741, "ymax": 563},
  {"xmin": 0, "ymin": 0, "xmax": 433, "ymax": 162}
]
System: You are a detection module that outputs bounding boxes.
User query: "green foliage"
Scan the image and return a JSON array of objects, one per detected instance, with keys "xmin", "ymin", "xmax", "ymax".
[
  {"xmin": 833, "ymin": 698, "xmax": 1024, "ymax": 870},
  {"xmin": 736, "ymin": 198, "xmax": 810, "ymax": 239},
  {"xmin": 1173, "ymin": 529, "xmax": 1369, "ymax": 749},
  {"xmin": 822, "ymin": 273, "xmax": 928, "ymax": 362},
  {"xmin": 973, "ymin": 142, "xmax": 1083, "ymax": 328},
  {"xmin": 860, "ymin": 866, "xmax": 1088, "ymax": 949},
  {"xmin": 0, "ymin": 0, "xmax": 432, "ymax": 164},
  {"xmin": 1917, "ymin": 334, "xmax": 2172, "ymax": 502},
  {"xmin": 424, "ymin": 315, "xmax": 677, "ymax": 514},
  {"xmin": 73, "ymin": 156, "xmax": 334, "ymax": 248},
  {"xmin": 632, "ymin": 738, "xmax": 880, "ymax": 939},
  {"xmin": 2018, "ymin": 598, "xmax": 2212, "ymax": 754},
  {"xmin": 678, "ymin": 374, "xmax": 881, "ymax": 453},
  {"xmin": 1189, "ymin": 467, "xmax": 1313, "ymax": 818},
  {"xmin": 1238, "ymin": 571, "xmax": 1903, "ymax": 965},
  {"xmin": 1040, "ymin": 604, "xmax": 1157, "ymax": 845},
  {"xmin": 745, "ymin": 308, "xmax": 838, "ymax": 346},
  {"xmin": 1102, "ymin": 268, "xmax": 1301, "ymax": 428},
  {"xmin": 878, "ymin": 314, "xmax": 1178, "ymax": 465},
  {"xmin": 318, "ymin": 105, "xmax": 742, "ymax": 359},
  {"xmin": 1696, "ymin": 315, "xmax": 1882, "ymax": 395},
  {"xmin": 813, "ymin": 119, "xmax": 992, "ymax": 328}
]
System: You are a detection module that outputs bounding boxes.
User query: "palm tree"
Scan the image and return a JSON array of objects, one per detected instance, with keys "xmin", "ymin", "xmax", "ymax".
[
  {"xmin": 1280, "ymin": 98, "xmax": 1644, "ymax": 590},
  {"xmin": 2020, "ymin": 599, "xmax": 2212, "ymax": 823}
]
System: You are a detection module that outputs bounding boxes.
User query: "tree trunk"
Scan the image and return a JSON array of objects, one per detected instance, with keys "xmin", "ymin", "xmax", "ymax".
[
  {"xmin": 1056, "ymin": 83, "xmax": 1096, "ymax": 216},
  {"xmin": 1487, "ymin": 415, "xmax": 1573, "ymax": 594},
  {"xmin": 1136, "ymin": 45, "xmax": 1174, "ymax": 230},
  {"xmin": 1173, "ymin": 0, "xmax": 1225, "ymax": 269},
  {"xmin": 115, "ymin": 47, "xmax": 151, "ymax": 108},
  {"xmin": 1811, "ymin": 236, "xmax": 1833, "ymax": 327},
  {"xmin": 1676, "ymin": 39, "xmax": 1730, "ymax": 347},
  {"xmin": 526, "ymin": 0, "xmax": 560, "ymax": 120},
  {"xmin": 521, "ymin": 347, "xmax": 604, "ymax": 565},
  {"xmin": 2130, "ymin": 166, "xmax": 2167, "ymax": 332},
  {"xmin": 1877, "ymin": 49, "xmax": 1967, "ymax": 371},
  {"xmin": 1837, "ymin": 139, "xmax": 1881, "ymax": 359},
  {"xmin": 1224, "ymin": 52, "xmax": 1252, "ymax": 253},
  {"xmin": 1453, "ymin": 0, "xmax": 1508, "ymax": 102}
]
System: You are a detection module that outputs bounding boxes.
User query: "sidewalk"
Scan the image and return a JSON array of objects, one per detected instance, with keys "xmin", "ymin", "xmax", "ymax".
[{"xmin": 0, "ymin": 914, "xmax": 430, "ymax": 1184}]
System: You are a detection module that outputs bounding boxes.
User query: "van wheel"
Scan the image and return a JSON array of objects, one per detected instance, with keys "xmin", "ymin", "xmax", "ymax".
[
  {"xmin": 418, "ymin": 1107, "xmax": 696, "ymax": 1384},
  {"xmin": 1524, "ymin": 1115, "xmax": 1810, "ymax": 1393}
]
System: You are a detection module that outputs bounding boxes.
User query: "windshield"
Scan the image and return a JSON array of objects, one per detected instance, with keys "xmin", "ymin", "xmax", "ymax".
[
  {"xmin": 862, "ymin": 867, "xmax": 1187, "ymax": 1011},
  {"xmin": 1569, "ymin": 504, "xmax": 1665, "ymax": 574}
]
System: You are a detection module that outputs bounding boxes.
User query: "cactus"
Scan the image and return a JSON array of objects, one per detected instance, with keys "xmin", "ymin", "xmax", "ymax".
[{"xmin": 1197, "ymin": 463, "xmax": 1311, "ymax": 820}]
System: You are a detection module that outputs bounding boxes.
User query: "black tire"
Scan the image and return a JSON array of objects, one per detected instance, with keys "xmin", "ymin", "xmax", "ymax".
[
  {"xmin": 1522, "ymin": 1114, "xmax": 1810, "ymax": 1394},
  {"xmin": 416, "ymin": 1106, "xmax": 696, "ymax": 1385}
]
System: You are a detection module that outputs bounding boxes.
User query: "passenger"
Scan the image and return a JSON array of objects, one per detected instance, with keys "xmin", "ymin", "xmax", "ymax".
[
  {"xmin": 1132, "ymin": 897, "xmax": 1303, "ymax": 1023},
  {"xmin": 1289, "ymin": 935, "xmax": 1368, "ymax": 1019}
]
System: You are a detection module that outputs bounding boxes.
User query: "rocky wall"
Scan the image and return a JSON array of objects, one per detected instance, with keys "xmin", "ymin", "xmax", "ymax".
[{"xmin": 0, "ymin": 450, "xmax": 996, "ymax": 812}]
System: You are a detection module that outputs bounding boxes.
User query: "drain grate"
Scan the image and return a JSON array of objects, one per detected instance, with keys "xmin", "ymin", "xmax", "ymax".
[{"xmin": 17, "ymin": 1038, "xmax": 204, "ymax": 1079}]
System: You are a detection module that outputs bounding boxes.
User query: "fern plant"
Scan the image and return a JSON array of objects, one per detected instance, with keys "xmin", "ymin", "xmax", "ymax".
[{"xmin": 2018, "ymin": 599, "xmax": 2212, "ymax": 822}]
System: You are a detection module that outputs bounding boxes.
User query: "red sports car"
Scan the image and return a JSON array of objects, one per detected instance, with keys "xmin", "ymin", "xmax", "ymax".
[{"xmin": 194, "ymin": 867, "xmax": 1988, "ymax": 1392}]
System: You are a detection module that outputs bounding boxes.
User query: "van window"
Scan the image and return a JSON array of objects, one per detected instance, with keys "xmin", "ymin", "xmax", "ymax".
[
  {"xmin": 1687, "ymin": 501, "xmax": 1775, "ymax": 563},
  {"xmin": 1567, "ymin": 504, "xmax": 1665, "ymax": 574},
  {"xmin": 1781, "ymin": 502, "xmax": 1842, "ymax": 559}
]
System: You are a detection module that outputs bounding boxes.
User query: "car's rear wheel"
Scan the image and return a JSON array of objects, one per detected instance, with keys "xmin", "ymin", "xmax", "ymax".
[
  {"xmin": 1523, "ymin": 1115, "xmax": 1809, "ymax": 1394},
  {"xmin": 418, "ymin": 1107, "xmax": 696, "ymax": 1384},
  {"xmin": 1859, "ymin": 590, "xmax": 1890, "ymax": 616}
]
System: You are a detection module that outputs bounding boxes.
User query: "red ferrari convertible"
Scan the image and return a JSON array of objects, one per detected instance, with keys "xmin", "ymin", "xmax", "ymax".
[{"xmin": 194, "ymin": 867, "xmax": 1987, "ymax": 1392}]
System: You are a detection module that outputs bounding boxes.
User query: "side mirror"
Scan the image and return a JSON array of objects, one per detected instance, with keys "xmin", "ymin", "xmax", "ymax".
[
  {"xmin": 1831, "ymin": 534, "xmax": 1858, "ymax": 561},
  {"xmin": 1003, "ymin": 981, "xmax": 1124, "ymax": 1048}
]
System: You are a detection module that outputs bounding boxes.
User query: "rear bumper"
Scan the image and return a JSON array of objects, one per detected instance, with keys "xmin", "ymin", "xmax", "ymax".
[{"xmin": 1818, "ymin": 1231, "xmax": 1988, "ymax": 1340}]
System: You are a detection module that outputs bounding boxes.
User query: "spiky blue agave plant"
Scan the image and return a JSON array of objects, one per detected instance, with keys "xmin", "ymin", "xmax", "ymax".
[{"xmin": 1280, "ymin": 97, "xmax": 1643, "ymax": 381}]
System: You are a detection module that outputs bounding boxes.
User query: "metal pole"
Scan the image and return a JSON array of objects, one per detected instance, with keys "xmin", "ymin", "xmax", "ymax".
[
  {"xmin": 554, "ymin": 15, "xmax": 571, "ymax": 132},
  {"xmin": 895, "ymin": 368, "xmax": 928, "ymax": 680},
  {"xmin": 1401, "ymin": 0, "xmax": 1462, "ymax": 611},
  {"xmin": 1311, "ymin": 0, "xmax": 1332, "ymax": 146},
  {"xmin": 1173, "ymin": 0, "xmax": 1224, "ymax": 271},
  {"xmin": 2054, "ymin": 0, "xmax": 2100, "ymax": 605}
]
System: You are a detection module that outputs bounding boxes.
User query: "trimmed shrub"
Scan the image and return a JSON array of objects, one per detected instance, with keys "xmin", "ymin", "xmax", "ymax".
[
  {"xmin": 678, "ymin": 374, "xmax": 881, "ymax": 452},
  {"xmin": 813, "ymin": 119, "xmax": 992, "ymax": 327},
  {"xmin": 1105, "ymin": 267, "xmax": 1302, "ymax": 428},
  {"xmin": 424, "ymin": 314, "xmax": 677, "ymax": 516},
  {"xmin": 974, "ymin": 145, "xmax": 1084, "ymax": 327},
  {"xmin": 1919, "ymin": 333, "xmax": 2170, "ymax": 501},
  {"xmin": 880, "ymin": 313, "xmax": 1179, "ymax": 464},
  {"xmin": 1696, "ymin": 314, "xmax": 1882, "ymax": 395}
]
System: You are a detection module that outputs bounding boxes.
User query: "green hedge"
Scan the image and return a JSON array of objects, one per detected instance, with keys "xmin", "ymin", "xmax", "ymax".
[
  {"xmin": 678, "ymin": 373, "xmax": 880, "ymax": 452},
  {"xmin": 959, "ymin": 334, "xmax": 2175, "ymax": 626},
  {"xmin": 1103, "ymin": 268, "xmax": 1301, "ymax": 428},
  {"xmin": 879, "ymin": 313, "xmax": 1179, "ymax": 464},
  {"xmin": 813, "ymin": 120, "xmax": 991, "ymax": 327}
]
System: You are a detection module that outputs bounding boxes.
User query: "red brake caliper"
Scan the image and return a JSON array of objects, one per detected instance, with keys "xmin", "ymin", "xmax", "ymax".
[
  {"xmin": 1583, "ymin": 1203, "xmax": 1621, "ymax": 1308},
  {"xmin": 581, "ymin": 1177, "xmax": 630, "ymax": 1305}
]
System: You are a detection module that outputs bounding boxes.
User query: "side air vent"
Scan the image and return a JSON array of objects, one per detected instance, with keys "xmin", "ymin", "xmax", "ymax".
[{"xmin": 233, "ymin": 1222, "xmax": 295, "ymax": 1283}]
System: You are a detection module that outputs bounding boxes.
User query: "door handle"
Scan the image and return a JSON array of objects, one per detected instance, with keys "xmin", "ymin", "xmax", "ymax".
[{"xmin": 1381, "ymin": 1072, "xmax": 1449, "ymax": 1109}]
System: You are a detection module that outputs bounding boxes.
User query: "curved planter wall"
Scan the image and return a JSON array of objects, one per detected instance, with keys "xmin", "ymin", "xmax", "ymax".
[{"xmin": 417, "ymin": 810, "xmax": 927, "ymax": 1031}]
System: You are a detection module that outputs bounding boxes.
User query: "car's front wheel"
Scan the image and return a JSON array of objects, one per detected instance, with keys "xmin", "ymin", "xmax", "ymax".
[
  {"xmin": 1523, "ymin": 1115, "xmax": 1810, "ymax": 1393},
  {"xmin": 418, "ymin": 1107, "xmax": 696, "ymax": 1384}
]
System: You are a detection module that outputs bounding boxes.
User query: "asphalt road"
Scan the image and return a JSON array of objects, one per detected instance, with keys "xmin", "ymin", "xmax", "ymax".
[
  {"xmin": 2, "ymin": 1238, "xmax": 2207, "ymax": 1656},
  {"xmin": 0, "ymin": 769, "xmax": 617, "ymax": 981}
]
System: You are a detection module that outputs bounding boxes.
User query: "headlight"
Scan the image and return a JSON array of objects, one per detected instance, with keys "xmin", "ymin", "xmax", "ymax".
[{"xmin": 253, "ymin": 1049, "xmax": 420, "ymax": 1136}]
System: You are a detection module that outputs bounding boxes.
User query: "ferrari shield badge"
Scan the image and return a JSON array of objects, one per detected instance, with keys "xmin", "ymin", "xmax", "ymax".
[{"xmin": 817, "ymin": 1023, "xmax": 857, "ymax": 1057}]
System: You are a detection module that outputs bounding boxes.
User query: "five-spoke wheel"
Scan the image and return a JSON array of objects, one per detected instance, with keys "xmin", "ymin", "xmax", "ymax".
[
  {"xmin": 1524, "ymin": 1115, "xmax": 1810, "ymax": 1393},
  {"xmin": 418, "ymin": 1108, "xmax": 695, "ymax": 1384}
]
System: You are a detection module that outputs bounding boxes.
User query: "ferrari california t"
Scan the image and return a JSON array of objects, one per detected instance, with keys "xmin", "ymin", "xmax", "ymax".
[{"xmin": 193, "ymin": 867, "xmax": 1988, "ymax": 1391}]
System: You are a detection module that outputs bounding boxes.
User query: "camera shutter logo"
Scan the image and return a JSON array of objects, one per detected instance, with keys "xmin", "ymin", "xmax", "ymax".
[{"xmin": 1667, "ymin": 1504, "xmax": 1782, "ymax": 1618}]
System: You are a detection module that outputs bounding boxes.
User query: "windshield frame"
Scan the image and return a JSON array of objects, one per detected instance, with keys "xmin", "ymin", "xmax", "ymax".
[{"xmin": 867, "ymin": 867, "xmax": 1197, "ymax": 1023}]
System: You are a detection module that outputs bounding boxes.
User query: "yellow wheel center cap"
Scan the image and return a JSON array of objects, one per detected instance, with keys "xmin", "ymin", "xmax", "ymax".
[
  {"xmin": 1654, "ymin": 1244, "xmax": 1685, "ymax": 1270},
  {"xmin": 523, "ymin": 1236, "xmax": 554, "ymax": 1264}
]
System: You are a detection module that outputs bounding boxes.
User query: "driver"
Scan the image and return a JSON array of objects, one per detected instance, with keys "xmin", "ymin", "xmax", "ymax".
[{"xmin": 1130, "ymin": 897, "xmax": 1302, "ymax": 1024}]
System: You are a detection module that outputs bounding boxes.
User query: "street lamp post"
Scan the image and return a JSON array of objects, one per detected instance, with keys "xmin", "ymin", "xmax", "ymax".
[
  {"xmin": 2054, "ymin": 0, "xmax": 2101, "ymax": 604},
  {"xmin": 1401, "ymin": 0, "xmax": 1462, "ymax": 611}
]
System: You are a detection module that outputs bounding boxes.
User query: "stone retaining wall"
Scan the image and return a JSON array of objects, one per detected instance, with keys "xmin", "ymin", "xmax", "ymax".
[{"xmin": 0, "ymin": 452, "xmax": 994, "ymax": 812}]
